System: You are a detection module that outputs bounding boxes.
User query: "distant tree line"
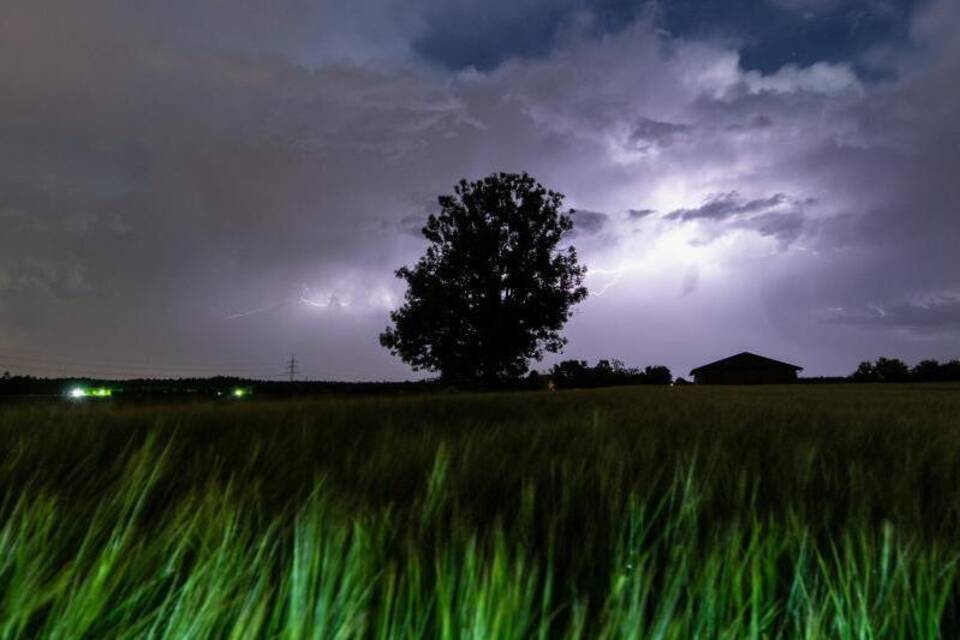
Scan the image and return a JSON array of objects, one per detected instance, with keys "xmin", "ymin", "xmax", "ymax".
[
  {"xmin": 0, "ymin": 366, "xmax": 674, "ymax": 398},
  {"xmin": 541, "ymin": 359, "xmax": 672, "ymax": 389},
  {"xmin": 4, "ymin": 355, "xmax": 958, "ymax": 399},
  {"xmin": 850, "ymin": 358, "xmax": 960, "ymax": 383},
  {"xmin": 0, "ymin": 373, "xmax": 437, "ymax": 398}
]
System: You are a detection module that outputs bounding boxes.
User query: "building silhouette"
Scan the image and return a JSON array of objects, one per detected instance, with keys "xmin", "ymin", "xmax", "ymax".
[{"xmin": 690, "ymin": 352, "xmax": 802, "ymax": 385}]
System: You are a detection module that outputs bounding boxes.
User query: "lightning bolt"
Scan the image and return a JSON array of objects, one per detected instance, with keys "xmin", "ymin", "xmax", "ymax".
[
  {"xmin": 224, "ymin": 302, "xmax": 285, "ymax": 320},
  {"xmin": 298, "ymin": 286, "xmax": 349, "ymax": 309},
  {"xmin": 587, "ymin": 266, "xmax": 629, "ymax": 297},
  {"xmin": 592, "ymin": 272, "xmax": 623, "ymax": 296},
  {"xmin": 223, "ymin": 285, "xmax": 350, "ymax": 320}
]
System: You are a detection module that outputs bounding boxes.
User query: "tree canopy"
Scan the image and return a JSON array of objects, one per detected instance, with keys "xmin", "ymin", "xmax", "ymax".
[
  {"xmin": 380, "ymin": 172, "xmax": 588, "ymax": 383},
  {"xmin": 549, "ymin": 359, "xmax": 672, "ymax": 389}
]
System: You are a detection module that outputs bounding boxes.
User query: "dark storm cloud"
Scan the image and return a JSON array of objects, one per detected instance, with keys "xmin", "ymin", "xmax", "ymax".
[
  {"xmin": 725, "ymin": 114, "xmax": 775, "ymax": 131},
  {"xmin": 411, "ymin": 0, "xmax": 649, "ymax": 70},
  {"xmin": 1, "ymin": 0, "xmax": 959, "ymax": 379},
  {"xmin": 397, "ymin": 215, "xmax": 428, "ymax": 238},
  {"xmin": 665, "ymin": 192, "xmax": 788, "ymax": 222},
  {"xmin": 755, "ymin": 0, "xmax": 960, "ymax": 354},
  {"xmin": 822, "ymin": 295, "xmax": 960, "ymax": 332},
  {"xmin": 410, "ymin": 0, "xmax": 917, "ymax": 75},
  {"xmin": 768, "ymin": 0, "xmax": 898, "ymax": 17},
  {"xmin": 569, "ymin": 210, "xmax": 610, "ymax": 236},
  {"xmin": 627, "ymin": 209, "xmax": 656, "ymax": 220},
  {"xmin": 661, "ymin": 188, "xmax": 816, "ymax": 249},
  {"xmin": 0, "ymin": 0, "xmax": 487, "ymax": 378},
  {"xmin": 739, "ymin": 211, "xmax": 806, "ymax": 247},
  {"xmin": 626, "ymin": 118, "xmax": 692, "ymax": 151},
  {"xmin": 659, "ymin": 0, "xmax": 919, "ymax": 75}
]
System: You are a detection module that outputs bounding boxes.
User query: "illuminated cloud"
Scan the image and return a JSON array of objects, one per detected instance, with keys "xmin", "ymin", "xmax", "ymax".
[{"xmin": 0, "ymin": 0, "xmax": 958, "ymax": 378}]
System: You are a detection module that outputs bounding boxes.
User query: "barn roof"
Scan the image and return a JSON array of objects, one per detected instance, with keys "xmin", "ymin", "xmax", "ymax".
[{"xmin": 689, "ymin": 351, "xmax": 803, "ymax": 376}]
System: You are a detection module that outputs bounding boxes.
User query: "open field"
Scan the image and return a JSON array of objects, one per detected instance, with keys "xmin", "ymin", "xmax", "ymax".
[{"xmin": 2, "ymin": 384, "xmax": 960, "ymax": 638}]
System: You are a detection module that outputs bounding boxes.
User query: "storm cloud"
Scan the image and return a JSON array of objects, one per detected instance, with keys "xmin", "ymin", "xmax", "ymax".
[
  {"xmin": 665, "ymin": 193, "xmax": 789, "ymax": 222},
  {"xmin": 1, "ymin": 0, "xmax": 958, "ymax": 379},
  {"xmin": 569, "ymin": 210, "xmax": 610, "ymax": 236}
]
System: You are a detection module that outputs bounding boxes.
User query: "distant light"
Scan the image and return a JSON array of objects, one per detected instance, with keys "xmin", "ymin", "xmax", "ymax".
[
  {"xmin": 67, "ymin": 387, "xmax": 113, "ymax": 399},
  {"xmin": 232, "ymin": 388, "xmax": 247, "ymax": 398}
]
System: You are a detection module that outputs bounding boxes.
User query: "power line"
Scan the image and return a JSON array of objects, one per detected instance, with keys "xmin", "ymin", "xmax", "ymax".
[
  {"xmin": 0, "ymin": 358, "xmax": 287, "ymax": 380},
  {"xmin": 0, "ymin": 367, "xmax": 289, "ymax": 380},
  {"xmin": 0, "ymin": 352, "xmax": 282, "ymax": 376},
  {"xmin": 286, "ymin": 353, "xmax": 300, "ymax": 383},
  {"xmin": 0, "ymin": 359, "xmax": 278, "ymax": 375},
  {"xmin": 0, "ymin": 347, "xmax": 316, "ymax": 380},
  {"xmin": 0, "ymin": 359, "xmax": 281, "ymax": 377},
  {"xmin": 0, "ymin": 347, "xmax": 279, "ymax": 371}
]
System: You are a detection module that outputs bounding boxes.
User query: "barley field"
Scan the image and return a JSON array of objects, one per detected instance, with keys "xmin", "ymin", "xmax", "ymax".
[{"xmin": 1, "ymin": 384, "xmax": 960, "ymax": 638}]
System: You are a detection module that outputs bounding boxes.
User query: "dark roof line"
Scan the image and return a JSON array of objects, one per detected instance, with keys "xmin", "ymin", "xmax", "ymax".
[{"xmin": 689, "ymin": 351, "xmax": 803, "ymax": 376}]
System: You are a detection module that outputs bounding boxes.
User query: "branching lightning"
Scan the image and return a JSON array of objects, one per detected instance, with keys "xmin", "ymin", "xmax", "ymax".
[
  {"xmin": 589, "ymin": 271, "xmax": 624, "ymax": 296},
  {"xmin": 223, "ymin": 286, "xmax": 352, "ymax": 320},
  {"xmin": 298, "ymin": 286, "xmax": 349, "ymax": 309},
  {"xmin": 224, "ymin": 303, "xmax": 285, "ymax": 320},
  {"xmin": 587, "ymin": 266, "xmax": 633, "ymax": 297}
]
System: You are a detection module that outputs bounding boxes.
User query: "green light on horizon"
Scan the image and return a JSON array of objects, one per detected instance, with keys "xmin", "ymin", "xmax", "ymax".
[
  {"xmin": 68, "ymin": 387, "xmax": 112, "ymax": 399},
  {"xmin": 232, "ymin": 388, "xmax": 247, "ymax": 398}
]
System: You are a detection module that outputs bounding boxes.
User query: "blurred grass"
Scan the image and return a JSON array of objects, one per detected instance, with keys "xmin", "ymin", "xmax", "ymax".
[{"xmin": 1, "ymin": 384, "xmax": 960, "ymax": 637}]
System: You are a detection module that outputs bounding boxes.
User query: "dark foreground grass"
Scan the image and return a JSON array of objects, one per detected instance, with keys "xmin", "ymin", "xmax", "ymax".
[{"xmin": 2, "ymin": 384, "xmax": 960, "ymax": 637}]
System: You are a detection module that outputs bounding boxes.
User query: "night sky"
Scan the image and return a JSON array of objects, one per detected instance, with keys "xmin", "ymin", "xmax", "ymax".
[{"xmin": 1, "ymin": 0, "xmax": 958, "ymax": 380}]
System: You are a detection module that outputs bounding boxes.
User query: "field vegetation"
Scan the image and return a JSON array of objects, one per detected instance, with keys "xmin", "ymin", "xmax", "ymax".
[{"xmin": 1, "ymin": 385, "xmax": 960, "ymax": 638}]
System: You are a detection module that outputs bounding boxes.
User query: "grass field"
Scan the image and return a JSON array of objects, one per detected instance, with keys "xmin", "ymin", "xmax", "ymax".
[{"xmin": 2, "ymin": 384, "xmax": 960, "ymax": 638}]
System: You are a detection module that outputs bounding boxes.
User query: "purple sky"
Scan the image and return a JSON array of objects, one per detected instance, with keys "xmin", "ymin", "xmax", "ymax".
[{"xmin": 1, "ymin": 0, "xmax": 958, "ymax": 380}]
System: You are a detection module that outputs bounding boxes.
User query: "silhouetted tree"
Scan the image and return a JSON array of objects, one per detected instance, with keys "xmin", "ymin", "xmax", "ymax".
[
  {"xmin": 851, "ymin": 361, "xmax": 877, "ymax": 382},
  {"xmin": 874, "ymin": 357, "xmax": 910, "ymax": 382},
  {"xmin": 550, "ymin": 360, "xmax": 592, "ymax": 387},
  {"xmin": 549, "ymin": 359, "xmax": 671, "ymax": 388},
  {"xmin": 910, "ymin": 358, "xmax": 960, "ymax": 382},
  {"xmin": 912, "ymin": 359, "xmax": 943, "ymax": 382},
  {"xmin": 942, "ymin": 360, "xmax": 960, "ymax": 381},
  {"xmin": 380, "ymin": 173, "xmax": 588, "ymax": 383},
  {"xmin": 641, "ymin": 365, "xmax": 673, "ymax": 385},
  {"xmin": 851, "ymin": 357, "xmax": 912, "ymax": 383}
]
